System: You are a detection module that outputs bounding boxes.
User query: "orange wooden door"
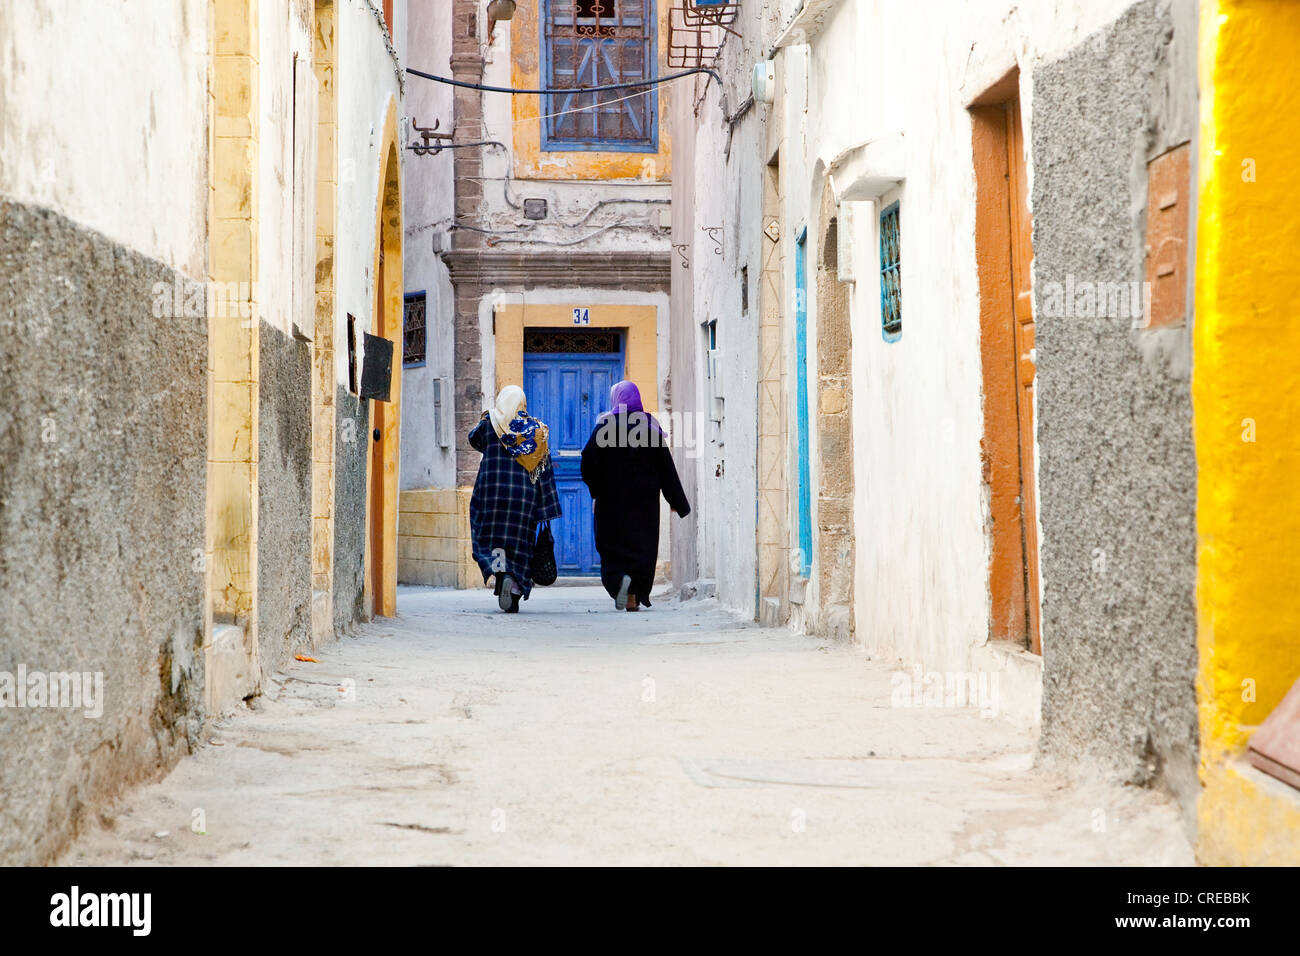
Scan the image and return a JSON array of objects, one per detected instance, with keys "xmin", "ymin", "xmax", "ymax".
[
  {"xmin": 1004, "ymin": 98, "xmax": 1042, "ymax": 654},
  {"xmin": 368, "ymin": 248, "xmax": 386, "ymax": 610}
]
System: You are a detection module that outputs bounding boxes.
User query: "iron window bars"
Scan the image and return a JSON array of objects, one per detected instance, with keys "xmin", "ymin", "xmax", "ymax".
[
  {"xmin": 543, "ymin": 0, "xmax": 658, "ymax": 151},
  {"xmin": 403, "ymin": 292, "xmax": 427, "ymax": 367},
  {"xmin": 879, "ymin": 201, "xmax": 902, "ymax": 340}
]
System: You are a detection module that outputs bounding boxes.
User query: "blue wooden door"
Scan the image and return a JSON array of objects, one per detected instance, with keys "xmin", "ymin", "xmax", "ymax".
[
  {"xmin": 522, "ymin": 352, "xmax": 624, "ymax": 575},
  {"xmin": 795, "ymin": 228, "xmax": 812, "ymax": 577}
]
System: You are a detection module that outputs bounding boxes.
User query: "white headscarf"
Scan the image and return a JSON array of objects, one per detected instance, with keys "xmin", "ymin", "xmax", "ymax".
[{"xmin": 489, "ymin": 385, "xmax": 527, "ymax": 438}]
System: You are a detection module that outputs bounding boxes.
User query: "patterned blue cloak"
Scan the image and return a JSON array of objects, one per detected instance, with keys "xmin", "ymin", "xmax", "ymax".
[{"xmin": 468, "ymin": 415, "xmax": 562, "ymax": 598}]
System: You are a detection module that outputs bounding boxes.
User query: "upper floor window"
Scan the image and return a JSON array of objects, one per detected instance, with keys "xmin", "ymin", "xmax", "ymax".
[{"xmin": 542, "ymin": 0, "xmax": 658, "ymax": 152}]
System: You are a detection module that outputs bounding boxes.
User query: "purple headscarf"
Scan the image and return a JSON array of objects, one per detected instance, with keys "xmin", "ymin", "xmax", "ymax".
[
  {"xmin": 598, "ymin": 380, "xmax": 665, "ymax": 439},
  {"xmin": 609, "ymin": 380, "xmax": 645, "ymax": 416}
]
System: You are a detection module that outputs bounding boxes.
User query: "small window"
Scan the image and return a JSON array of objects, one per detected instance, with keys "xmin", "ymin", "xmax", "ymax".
[
  {"xmin": 403, "ymin": 292, "xmax": 427, "ymax": 367},
  {"xmin": 879, "ymin": 201, "xmax": 902, "ymax": 341},
  {"xmin": 740, "ymin": 265, "xmax": 748, "ymax": 314},
  {"xmin": 703, "ymin": 319, "xmax": 723, "ymax": 424},
  {"xmin": 433, "ymin": 377, "xmax": 451, "ymax": 449}
]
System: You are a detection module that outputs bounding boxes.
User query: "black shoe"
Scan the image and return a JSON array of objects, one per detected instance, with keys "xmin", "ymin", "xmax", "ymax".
[{"xmin": 499, "ymin": 575, "xmax": 515, "ymax": 611}]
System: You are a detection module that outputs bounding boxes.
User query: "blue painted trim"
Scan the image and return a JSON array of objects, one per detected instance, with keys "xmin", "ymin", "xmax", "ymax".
[
  {"xmin": 539, "ymin": 0, "xmax": 659, "ymax": 154},
  {"xmin": 794, "ymin": 227, "xmax": 812, "ymax": 579}
]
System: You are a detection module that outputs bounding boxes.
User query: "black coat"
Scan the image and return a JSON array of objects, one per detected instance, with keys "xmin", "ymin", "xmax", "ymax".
[{"xmin": 580, "ymin": 412, "xmax": 690, "ymax": 607}]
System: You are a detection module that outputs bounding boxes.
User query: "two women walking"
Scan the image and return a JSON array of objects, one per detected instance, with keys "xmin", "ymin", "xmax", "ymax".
[{"xmin": 469, "ymin": 379, "xmax": 689, "ymax": 613}]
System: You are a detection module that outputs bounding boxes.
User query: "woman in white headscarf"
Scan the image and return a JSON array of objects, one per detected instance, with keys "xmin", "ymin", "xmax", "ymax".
[{"xmin": 468, "ymin": 385, "xmax": 562, "ymax": 612}]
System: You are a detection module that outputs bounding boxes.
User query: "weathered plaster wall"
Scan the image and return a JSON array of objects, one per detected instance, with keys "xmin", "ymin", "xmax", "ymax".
[
  {"xmin": 0, "ymin": 200, "xmax": 207, "ymax": 864},
  {"xmin": 668, "ymin": 76, "xmax": 700, "ymax": 591},
  {"xmin": 258, "ymin": 322, "xmax": 314, "ymax": 671},
  {"xmin": 401, "ymin": 0, "xmax": 457, "ymax": 492},
  {"xmin": 1032, "ymin": 0, "xmax": 1199, "ymax": 822},
  {"xmin": 335, "ymin": 1, "xmax": 405, "ymax": 396}
]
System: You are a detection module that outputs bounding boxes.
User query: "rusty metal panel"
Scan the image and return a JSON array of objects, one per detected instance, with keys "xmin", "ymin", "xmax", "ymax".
[
  {"xmin": 1144, "ymin": 143, "xmax": 1191, "ymax": 329},
  {"xmin": 1249, "ymin": 677, "xmax": 1300, "ymax": 791},
  {"xmin": 360, "ymin": 331, "xmax": 394, "ymax": 402}
]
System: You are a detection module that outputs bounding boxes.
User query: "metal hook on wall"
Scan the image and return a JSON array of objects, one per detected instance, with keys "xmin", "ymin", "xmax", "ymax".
[{"xmin": 410, "ymin": 117, "xmax": 454, "ymax": 156}]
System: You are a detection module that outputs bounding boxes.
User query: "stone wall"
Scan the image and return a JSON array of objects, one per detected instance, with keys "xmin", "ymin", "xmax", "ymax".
[
  {"xmin": 0, "ymin": 198, "xmax": 207, "ymax": 864},
  {"xmin": 333, "ymin": 386, "xmax": 367, "ymax": 634},
  {"xmin": 1031, "ymin": 0, "xmax": 1200, "ymax": 824},
  {"xmin": 398, "ymin": 488, "xmax": 473, "ymax": 587},
  {"xmin": 258, "ymin": 321, "xmax": 313, "ymax": 672}
]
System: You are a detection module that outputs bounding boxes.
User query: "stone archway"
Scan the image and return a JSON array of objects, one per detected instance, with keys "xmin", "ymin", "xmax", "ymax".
[{"xmin": 815, "ymin": 181, "xmax": 854, "ymax": 640}]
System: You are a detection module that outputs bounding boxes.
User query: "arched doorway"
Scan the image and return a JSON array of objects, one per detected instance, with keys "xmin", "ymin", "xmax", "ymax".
[{"xmin": 366, "ymin": 111, "xmax": 402, "ymax": 618}]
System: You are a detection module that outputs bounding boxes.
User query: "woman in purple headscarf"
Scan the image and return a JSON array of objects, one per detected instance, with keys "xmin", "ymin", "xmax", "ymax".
[{"xmin": 580, "ymin": 380, "xmax": 691, "ymax": 611}]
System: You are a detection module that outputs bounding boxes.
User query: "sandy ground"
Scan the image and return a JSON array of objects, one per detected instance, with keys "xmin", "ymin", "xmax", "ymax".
[{"xmin": 61, "ymin": 585, "xmax": 1194, "ymax": 866}]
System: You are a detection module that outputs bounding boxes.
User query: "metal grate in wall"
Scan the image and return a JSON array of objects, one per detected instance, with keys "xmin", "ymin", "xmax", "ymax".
[
  {"xmin": 403, "ymin": 292, "xmax": 427, "ymax": 366},
  {"xmin": 524, "ymin": 328, "xmax": 622, "ymax": 354}
]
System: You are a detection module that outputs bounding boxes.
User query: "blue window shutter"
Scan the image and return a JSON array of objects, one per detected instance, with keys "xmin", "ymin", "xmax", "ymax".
[{"xmin": 542, "ymin": 0, "xmax": 658, "ymax": 152}]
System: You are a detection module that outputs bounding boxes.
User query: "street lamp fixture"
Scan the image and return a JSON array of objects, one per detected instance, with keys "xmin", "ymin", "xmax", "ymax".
[{"xmin": 487, "ymin": 0, "xmax": 516, "ymax": 21}]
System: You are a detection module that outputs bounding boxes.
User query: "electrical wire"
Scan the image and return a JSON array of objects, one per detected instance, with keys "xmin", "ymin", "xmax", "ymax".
[{"xmin": 405, "ymin": 66, "xmax": 722, "ymax": 95}]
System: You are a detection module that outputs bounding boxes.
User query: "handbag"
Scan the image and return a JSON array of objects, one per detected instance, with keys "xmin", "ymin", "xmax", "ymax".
[{"xmin": 531, "ymin": 521, "xmax": 557, "ymax": 586}]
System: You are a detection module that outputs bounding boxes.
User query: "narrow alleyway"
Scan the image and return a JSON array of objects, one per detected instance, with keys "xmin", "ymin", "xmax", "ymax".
[{"xmin": 62, "ymin": 587, "xmax": 1191, "ymax": 866}]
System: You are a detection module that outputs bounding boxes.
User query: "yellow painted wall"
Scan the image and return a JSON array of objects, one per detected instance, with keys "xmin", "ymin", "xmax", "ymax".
[
  {"xmin": 398, "ymin": 488, "xmax": 477, "ymax": 587},
  {"xmin": 311, "ymin": 0, "xmax": 338, "ymax": 605},
  {"xmin": 509, "ymin": 1, "xmax": 672, "ymax": 180},
  {"xmin": 1194, "ymin": 0, "xmax": 1300, "ymax": 864},
  {"xmin": 363, "ymin": 100, "xmax": 403, "ymax": 619},
  {"xmin": 494, "ymin": 303, "xmax": 658, "ymax": 411}
]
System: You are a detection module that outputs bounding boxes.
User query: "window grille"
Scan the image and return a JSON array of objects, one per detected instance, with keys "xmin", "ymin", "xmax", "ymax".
[
  {"xmin": 403, "ymin": 292, "xmax": 427, "ymax": 367},
  {"xmin": 879, "ymin": 201, "xmax": 902, "ymax": 340},
  {"xmin": 524, "ymin": 328, "xmax": 622, "ymax": 353},
  {"xmin": 542, "ymin": 0, "xmax": 658, "ymax": 151}
]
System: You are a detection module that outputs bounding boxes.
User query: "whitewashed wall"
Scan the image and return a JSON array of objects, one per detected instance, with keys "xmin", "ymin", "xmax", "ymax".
[
  {"xmin": 335, "ymin": 0, "xmax": 407, "ymax": 390},
  {"xmin": 0, "ymin": 0, "xmax": 210, "ymax": 277},
  {"xmin": 401, "ymin": 0, "xmax": 456, "ymax": 490},
  {"xmin": 258, "ymin": 3, "xmax": 315, "ymax": 339},
  {"xmin": 777, "ymin": 0, "xmax": 1140, "ymax": 695}
]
